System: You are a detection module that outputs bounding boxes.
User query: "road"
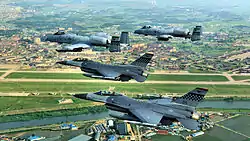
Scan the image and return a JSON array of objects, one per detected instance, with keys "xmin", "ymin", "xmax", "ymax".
[
  {"xmin": 215, "ymin": 124, "xmax": 250, "ymax": 139},
  {"xmin": 1, "ymin": 78, "xmax": 250, "ymax": 85},
  {"xmin": 0, "ymin": 65, "xmax": 20, "ymax": 79},
  {"xmin": 0, "ymin": 69, "xmax": 250, "ymax": 85},
  {"xmin": 1, "ymin": 70, "xmax": 250, "ymax": 75}
]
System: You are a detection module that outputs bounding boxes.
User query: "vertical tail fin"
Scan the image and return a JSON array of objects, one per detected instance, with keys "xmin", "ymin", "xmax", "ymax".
[
  {"xmin": 120, "ymin": 32, "xmax": 129, "ymax": 45},
  {"xmin": 109, "ymin": 36, "xmax": 121, "ymax": 52},
  {"xmin": 191, "ymin": 26, "xmax": 202, "ymax": 41},
  {"xmin": 131, "ymin": 53, "xmax": 154, "ymax": 69},
  {"xmin": 174, "ymin": 88, "xmax": 208, "ymax": 107}
]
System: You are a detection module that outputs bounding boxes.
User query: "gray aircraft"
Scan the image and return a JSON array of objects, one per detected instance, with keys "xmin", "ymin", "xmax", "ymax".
[
  {"xmin": 41, "ymin": 31, "xmax": 129, "ymax": 52},
  {"xmin": 134, "ymin": 25, "xmax": 202, "ymax": 41},
  {"xmin": 56, "ymin": 53, "xmax": 153, "ymax": 82},
  {"xmin": 74, "ymin": 87, "xmax": 208, "ymax": 130}
]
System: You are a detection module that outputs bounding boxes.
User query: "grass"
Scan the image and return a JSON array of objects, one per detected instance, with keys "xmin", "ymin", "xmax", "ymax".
[
  {"xmin": 151, "ymin": 135, "xmax": 181, "ymax": 141},
  {"xmin": 219, "ymin": 115, "xmax": 250, "ymax": 137},
  {"xmin": 194, "ymin": 126, "xmax": 248, "ymax": 141},
  {"xmin": 0, "ymin": 82, "xmax": 249, "ymax": 95},
  {"xmin": 188, "ymin": 68, "xmax": 220, "ymax": 74},
  {"xmin": 232, "ymin": 76, "xmax": 250, "ymax": 81},
  {"xmin": 0, "ymin": 68, "xmax": 8, "ymax": 71},
  {"xmin": 6, "ymin": 72, "xmax": 92, "ymax": 79},
  {"xmin": 6, "ymin": 72, "xmax": 230, "ymax": 81},
  {"xmin": 0, "ymin": 105, "xmax": 107, "ymax": 123},
  {"xmin": 0, "ymin": 96, "xmax": 92, "ymax": 113},
  {"xmin": 0, "ymin": 72, "xmax": 5, "ymax": 76},
  {"xmin": 148, "ymin": 74, "xmax": 228, "ymax": 81},
  {"xmin": 197, "ymin": 108, "xmax": 250, "ymax": 113},
  {"xmin": 152, "ymin": 125, "xmax": 249, "ymax": 141}
]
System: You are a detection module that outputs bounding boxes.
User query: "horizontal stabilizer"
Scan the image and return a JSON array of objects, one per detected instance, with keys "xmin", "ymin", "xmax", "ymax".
[
  {"xmin": 177, "ymin": 118, "xmax": 200, "ymax": 130},
  {"xmin": 174, "ymin": 88, "xmax": 208, "ymax": 107},
  {"xmin": 132, "ymin": 75, "xmax": 147, "ymax": 82},
  {"xmin": 131, "ymin": 53, "xmax": 154, "ymax": 69}
]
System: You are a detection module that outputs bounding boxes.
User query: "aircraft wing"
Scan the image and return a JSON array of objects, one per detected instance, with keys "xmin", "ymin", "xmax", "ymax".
[
  {"xmin": 98, "ymin": 69, "xmax": 121, "ymax": 78},
  {"xmin": 177, "ymin": 118, "xmax": 200, "ymax": 130},
  {"xmin": 130, "ymin": 74, "xmax": 147, "ymax": 82},
  {"xmin": 57, "ymin": 43, "xmax": 91, "ymax": 52},
  {"xmin": 130, "ymin": 108, "xmax": 163, "ymax": 125}
]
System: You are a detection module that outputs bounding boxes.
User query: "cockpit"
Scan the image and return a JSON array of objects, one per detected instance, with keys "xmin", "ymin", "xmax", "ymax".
[
  {"xmin": 141, "ymin": 25, "xmax": 152, "ymax": 29},
  {"xmin": 54, "ymin": 30, "xmax": 66, "ymax": 35},
  {"xmin": 94, "ymin": 91, "xmax": 122, "ymax": 96},
  {"xmin": 72, "ymin": 58, "xmax": 89, "ymax": 62}
]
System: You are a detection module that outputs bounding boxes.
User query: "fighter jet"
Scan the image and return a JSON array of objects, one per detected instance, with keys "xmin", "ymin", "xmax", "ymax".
[
  {"xmin": 74, "ymin": 88, "xmax": 208, "ymax": 130},
  {"xmin": 41, "ymin": 30, "xmax": 129, "ymax": 52},
  {"xmin": 56, "ymin": 53, "xmax": 153, "ymax": 82},
  {"xmin": 134, "ymin": 25, "xmax": 202, "ymax": 41}
]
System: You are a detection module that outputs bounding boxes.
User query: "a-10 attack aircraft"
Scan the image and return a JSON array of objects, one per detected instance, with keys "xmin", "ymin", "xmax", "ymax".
[
  {"xmin": 74, "ymin": 88, "xmax": 208, "ymax": 130},
  {"xmin": 41, "ymin": 30, "xmax": 129, "ymax": 52},
  {"xmin": 134, "ymin": 25, "xmax": 202, "ymax": 41},
  {"xmin": 56, "ymin": 53, "xmax": 154, "ymax": 82}
]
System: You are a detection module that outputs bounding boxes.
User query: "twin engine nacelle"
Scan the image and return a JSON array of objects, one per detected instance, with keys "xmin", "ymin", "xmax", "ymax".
[
  {"xmin": 157, "ymin": 35, "xmax": 173, "ymax": 41},
  {"xmin": 89, "ymin": 35, "xmax": 110, "ymax": 46},
  {"xmin": 95, "ymin": 32, "xmax": 112, "ymax": 39},
  {"xmin": 173, "ymin": 29, "xmax": 189, "ymax": 36}
]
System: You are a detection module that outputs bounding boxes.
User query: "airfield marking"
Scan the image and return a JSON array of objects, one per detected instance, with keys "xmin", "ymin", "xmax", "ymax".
[
  {"xmin": 239, "ymin": 79, "xmax": 250, "ymax": 82},
  {"xmin": 215, "ymin": 123, "xmax": 250, "ymax": 139},
  {"xmin": 0, "ymin": 66, "xmax": 20, "ymax": 79},
  {"xmin": 13, "ymin": 70, "xmax": 250, "ymax": 76},
  {"xmin": 6, "ymin": 70, "xmax": 250, "ymax": 76},
  {"xmin": 1, "ymin": 78, "xmax": 250, "ymax": 85},
  {"xmin": 223, "ymin": 72, "xmax": 235, "ymax": 82},
  {"xmin": 214, "ymin": 114, "xmax": 241, "ymax": 123}
]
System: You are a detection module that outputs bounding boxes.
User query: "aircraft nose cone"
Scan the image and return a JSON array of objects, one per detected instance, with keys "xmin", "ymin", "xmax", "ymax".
[
  {"xmin": 73, "ymin": 94, "xmax": 88, "ymax": 99},
  {"xmin": 40, "ymin": 36, "xmax": 48, "ymax": 42},
  {"xmin": 134, "ymin": 30, "xmax": 140, "ymax": 34}
]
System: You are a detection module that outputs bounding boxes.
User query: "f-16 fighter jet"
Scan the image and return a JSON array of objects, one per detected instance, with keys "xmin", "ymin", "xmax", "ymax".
[
  {"xmin": 56, "ymin": 53, "xmax": 153, "ymax": 82},
  {"xmin": 74, "ymin": 88, "xmax": 208, "ymax": 130},
  {"xmin": 41, "ymin": 30, "xmax": 129, "ymax": 52},
  {"xmin": 134, "ymin": 25, "xmax": 202, "ymax": 41}
]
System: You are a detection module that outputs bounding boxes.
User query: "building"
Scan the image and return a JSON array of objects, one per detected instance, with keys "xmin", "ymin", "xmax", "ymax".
[
  {"xmin": 107, "ymin": 135, "xmax": 116, "ymax": 141},
  {"xmin": 94, "ymin": 132, "xmax": 101, "ymax": 141},
  {"xmin": 27, "ymin": 135, "xmax": 45, "ymax": 141},
  {"xmin": 107, "ymin": 119, "xmax": 115, "ymax": 128},
  {"xmin": 60, "ymin": 123, "xmax": 78, "ymax": 130},
  {"xmin": 116, "ymin": 123, "xmax": 128, "ymax": 135}
]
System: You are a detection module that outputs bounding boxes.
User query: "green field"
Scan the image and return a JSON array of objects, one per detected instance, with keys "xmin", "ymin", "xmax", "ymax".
[
  {"xmin": 232, "ymin": 76, "xmax": 250, "ymax": 81},
  {"xmin": 151, "ymin": 135, "xmax": 182, "ymax": 141},
  {"xmin": 0, "ymin": 72, "xmax": 5, "ymax": 76},
  {"xmin": 194, "ymin": 126, "xmax": 249, "ymax": 141},
  {"xmin": 0, "ymin": 96, "xmax": 92, "ymax": 112},
  {"xmin": 0, "ymin": 82, "xmax": 249, "ymax": 95},
  {"xmin": 219, "ymin": 115, "xmax": 250, "ymax": 137},
  {"xmin": 6, "ymin": 72, "xmax": 91, "ymax": 79},
  {"xmin": 0, "ymin": 105, "xmax": 107, "ymax": 123},
  {"xmin": 148, "ymin": 74, "xmax": 228, "ymax": 81},
  {"xmin": 6, "ymin": 72, "xmax": 229, "ymax": 81},
  {"xmin": 0, "ymin": 69, "xmax": 8, "ymax": 71},
  {"xmin": 152, "ymin": 126, "xmax": 249, "ymax": 141}
]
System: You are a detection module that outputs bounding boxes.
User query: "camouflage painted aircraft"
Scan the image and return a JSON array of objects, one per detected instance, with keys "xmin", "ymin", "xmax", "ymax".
[
  {"xmin": 134, "ymin": 25, "xmax": 202, "ymax": 41},
  {"xmin": 56, "ymin": 53, "xmax": 153, "ymax": 82},
  {"xmin": 74, "ymin": 88, "xmax": 208, "ymax": 130},
  {"xmin": 41, "ymin": 31, "xmax": 129, "ymax": 52}
]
